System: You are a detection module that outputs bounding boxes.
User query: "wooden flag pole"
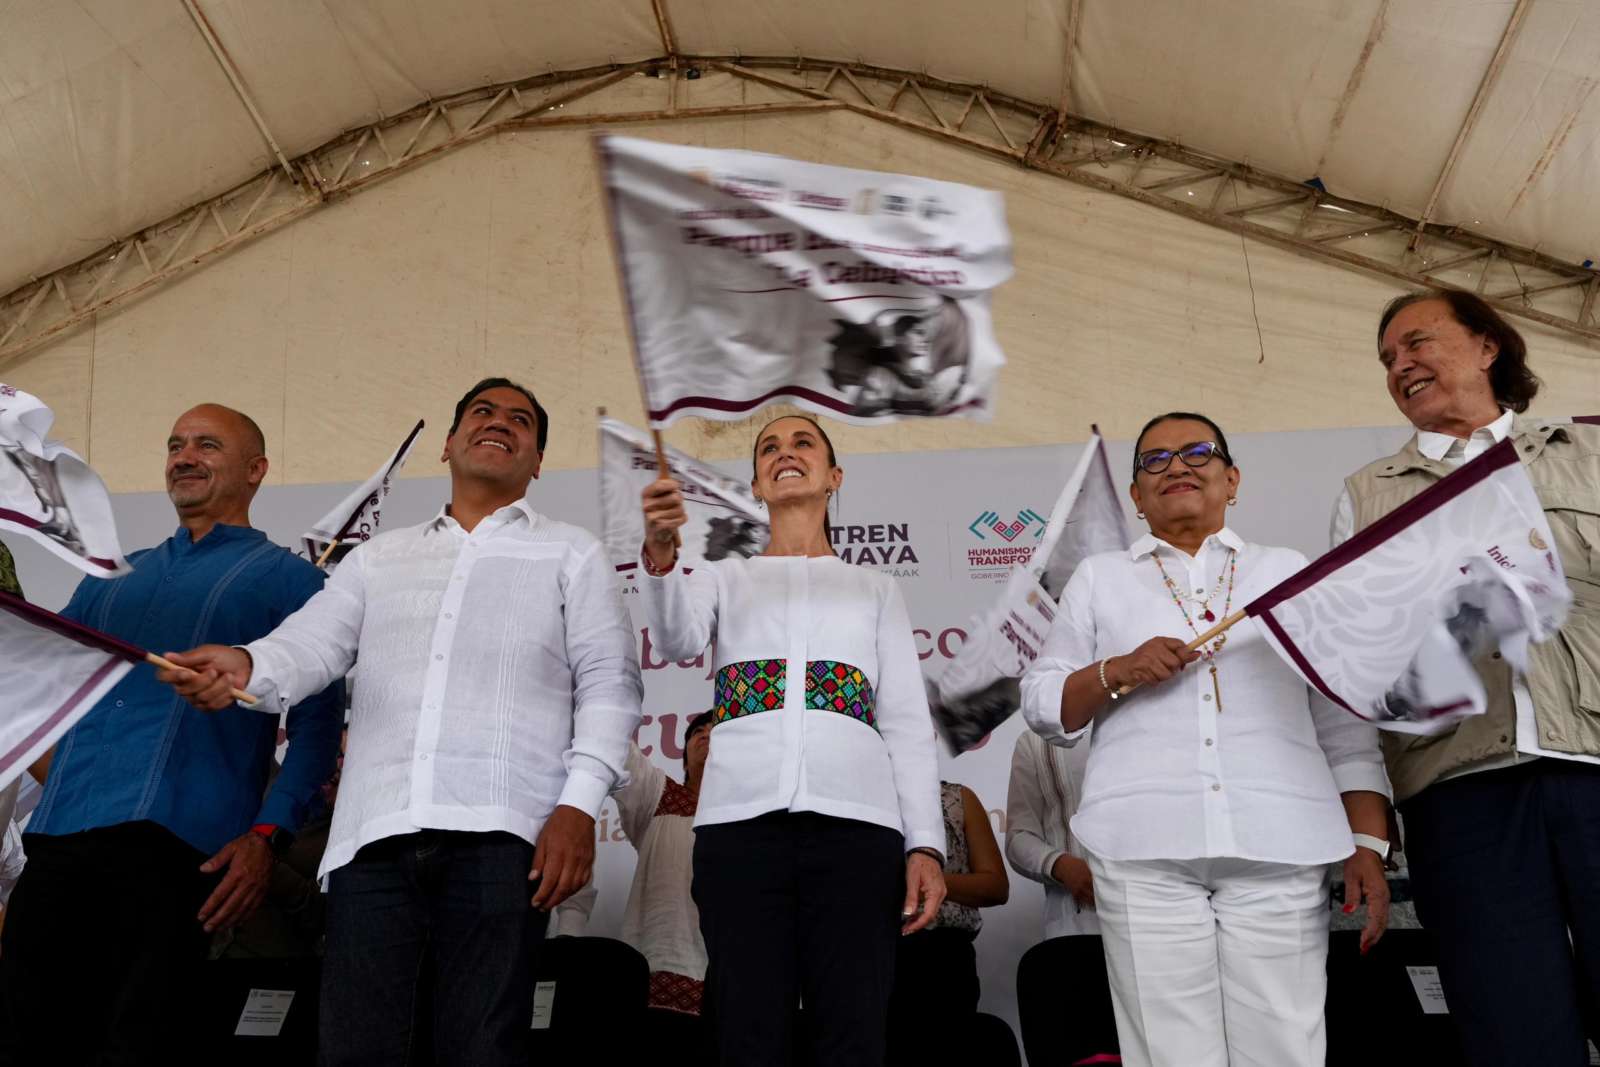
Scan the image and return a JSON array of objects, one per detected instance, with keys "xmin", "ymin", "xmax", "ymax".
[
  {"xmin": 314, "ymin": 539, "xmax": 340, "ymax": 568},
  {"xmin": 144, "ymin": 652, "xmax": 258, "ymax": 706},
  {"xmin": 652, "ymin": 429, "xmax": 683, "ymax": 549},
  {"xmin": 1114, "ymin": 609, "xmax": 1247, "ymax": 698}
]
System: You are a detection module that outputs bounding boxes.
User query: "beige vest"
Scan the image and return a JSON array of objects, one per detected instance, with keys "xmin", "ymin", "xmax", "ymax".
[{"xmin": 1343, "ymin": 417, "xmax": 1600, "ymax": 802}]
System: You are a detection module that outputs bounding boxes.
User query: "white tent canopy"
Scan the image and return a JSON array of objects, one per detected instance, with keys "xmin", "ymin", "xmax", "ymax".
[{"xmin": 4, "ymin": 0, "xmax": 1598, "ymax": 305}]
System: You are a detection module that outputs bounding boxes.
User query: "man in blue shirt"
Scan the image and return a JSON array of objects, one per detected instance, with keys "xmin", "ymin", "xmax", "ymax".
[{"xmin": 0, "ymin": 403, "xmax": 343, "ymax": 1064}]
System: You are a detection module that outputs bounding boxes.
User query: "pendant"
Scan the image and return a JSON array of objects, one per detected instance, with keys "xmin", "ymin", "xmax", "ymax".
[
  {"xmin": 1210, "ymin": 664, "xmax": 1223, "ymax": 714},
  {"xmin": 1202, "ymin": 608, "xmax": 1216, "ymax": 622}
]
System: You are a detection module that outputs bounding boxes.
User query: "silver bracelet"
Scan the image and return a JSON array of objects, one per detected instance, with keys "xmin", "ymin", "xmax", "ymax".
[{"xmin": 1098, "ymin": 659, "xmax": 1120, "ymax": 701}]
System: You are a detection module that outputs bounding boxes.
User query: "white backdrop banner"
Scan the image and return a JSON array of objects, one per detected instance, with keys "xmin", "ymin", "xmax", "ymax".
[
  {"xmin": 8, "ymin": 422, "xmax": 1414, "ymax": 1040},
  {"xmin": 597, "ymin": 135, "xmax": 1013, "ymax": 427}
]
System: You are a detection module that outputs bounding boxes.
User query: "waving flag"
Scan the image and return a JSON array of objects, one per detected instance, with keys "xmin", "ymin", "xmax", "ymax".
[
  {"xmin": 931, "ymin": 429, "xmax": 1130, "ymax": 751},
  {"xmin": 0, "ymin": 590, "xmax": 140, "ymax": 790},
  {"xmin": 0, "ymin": 384, "xmax": 129, "ymax": 578},
  {"xmin": 1248, "ymin": 437, "xmax": 1569, "ymax": 733},
  {"xmin": 597, "ymin": 135, "xmax": 1013, "ymax": 428},
  {"xmin": 303, "ymin": 420, "xmax": 424, "ymax": 565},
  {"xmin": 599, "ymin": 416, "xmax": 767, "ymax": 576}
]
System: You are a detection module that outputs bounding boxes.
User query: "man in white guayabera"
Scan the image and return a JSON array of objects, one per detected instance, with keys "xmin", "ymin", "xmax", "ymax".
[{"xmin": 161, "ymin": 378, "xmax": 644, "ymax": 1067}]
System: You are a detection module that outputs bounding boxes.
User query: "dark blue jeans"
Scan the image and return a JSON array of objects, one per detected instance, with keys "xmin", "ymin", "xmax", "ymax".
[
  {"xmin": 1401, "ymin": 760, "xmax": 1600, "ymax": 1067},
  {"xmin": 321, "ymin": 829, "xmax": 549, "ymax": 1067}
]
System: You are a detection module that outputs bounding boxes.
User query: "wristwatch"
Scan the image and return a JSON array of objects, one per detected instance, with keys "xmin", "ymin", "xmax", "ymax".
[
  {"xmin": 251, "ymin": 823, "xmax": 295, "ymax": 858},
  {"xmin": 1352, "ymin": 832, "xmax": 1392, "ymax": 863}
]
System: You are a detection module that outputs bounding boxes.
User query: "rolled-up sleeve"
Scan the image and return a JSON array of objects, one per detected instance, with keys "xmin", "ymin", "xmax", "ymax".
[
  {"xmin": 557, "ymin": 542, "xmax": 645, "ymax": 818},
  {"xmin": 1021, "ymin": 562, "xmax": 1099, "ymax": 747}
]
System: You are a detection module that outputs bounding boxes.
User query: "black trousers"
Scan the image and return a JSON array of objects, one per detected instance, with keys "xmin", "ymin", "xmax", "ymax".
[
  {"xmin": 692, "ymin": 811, "xmax": 904, "ymax": 1067},
  {"xmin": 887, "ymin": 926, "xmax": 979, "ymax": 1065},
  {"xmin": 320, "ymin": 829, "xmax": 549, "ymax": 1067},
  {"xmin": 1400, "ymin": 759, "xmax": 1600, "ymax": 1066},
  {"xmin": 0, "ymin": 822, "xmax": 214, "ymax": 1066}
]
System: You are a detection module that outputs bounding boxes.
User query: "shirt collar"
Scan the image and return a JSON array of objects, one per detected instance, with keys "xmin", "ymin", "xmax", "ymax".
[
  {"xmin": 1415, "ymin": 409, "xmax": 1512, "ymax": 461},
  {"xmin": 1129, "ymin": 525, "xmax": 1244, "ymax": 561},
  {"xmin": 169, "ymin": 523, "xmax": 264, "ymax": 549},
  {"xmin": 426, "ymin": 497, "xmax": 539, "ymax": 535}
]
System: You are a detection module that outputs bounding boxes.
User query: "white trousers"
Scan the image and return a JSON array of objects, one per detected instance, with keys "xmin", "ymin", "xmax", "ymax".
[{"xmin": 1087, "ymin": 853, "xmax": 1332, "ymax": 1067}]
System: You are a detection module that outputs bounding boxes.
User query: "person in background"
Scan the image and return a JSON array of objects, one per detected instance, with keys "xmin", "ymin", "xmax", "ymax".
[
  {"xmin": 614, "ymin": 710, "xmax": 714, "ymax": 1037},
  {"xmin": 1335, "ymin": 290, "xmax": 1600, "ymax": 1066},
  {"xmin": 1021, "ymin": 411, "xmax": 1392, "ymax": 1067},
  {"xmin": 0, "ymin": 405, "xmax": 343, "ymax": 1064},
  {"xmin": 887, "ymin": 779, "xmax": 1008, "ymax": 1064},
  {"xmin": 638, "ymin": 413, "xmax": 946, "ymax": 1067},
  {"xmin": 1005, "ymin": 726, "xmax": 1099, "ymax": 938},
  {"xmin": 161, "ymin": 378, "xmax": 643, "ymax": 1067}
]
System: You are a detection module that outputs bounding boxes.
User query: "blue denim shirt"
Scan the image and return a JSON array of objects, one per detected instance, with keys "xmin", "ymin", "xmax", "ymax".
[{"xmin": 30, "ymin": 524, "xmax": 344, "ymax": 856}]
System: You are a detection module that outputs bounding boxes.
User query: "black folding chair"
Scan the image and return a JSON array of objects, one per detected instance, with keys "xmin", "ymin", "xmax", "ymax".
[
  {"xmin": 1016, "ymin": 935, "xmax": 1119, "ymax": 1066},
  {"xmin": 529, "ymin": 936, "xmax": 649, "ymax": 1061}
]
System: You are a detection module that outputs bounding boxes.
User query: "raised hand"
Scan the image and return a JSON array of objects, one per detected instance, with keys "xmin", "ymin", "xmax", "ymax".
[{"xmin": 640, "ymin": 477, "xmax": 686, "ymax": 571}]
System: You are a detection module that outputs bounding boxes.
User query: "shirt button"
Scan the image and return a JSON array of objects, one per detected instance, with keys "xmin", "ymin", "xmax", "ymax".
[
  {"xmin": 434, "ymin": 654, "xmax": 444, "ymax": 661},
  {"xmin": 1204, "ymin": 738, "xmax": 1214, "ymax": 746},
  {"xmin": 419, "ymin": 753, "xmax": 430, "ymax": 761},
  {"xmin": 115, "ymin": 700, "xmax": 125, "ymax": 708},
  {"xmin": 164, "ymin": 576, "xmax": 173, "ymax": 583},
  {"xmin": 1211, "ymin": 784, "xmax": 1222, "ymax": 792},
  {"xmin": 443, "ymin": 613, "xmax": 453, "ymax": 620},
  {"xmin": 1546, "ymin": 729, "xmax": 1559, "ymax": 741},
  {"xmin": 1202, "ymin": 693, "xmax": 1212, "ymax": 702}
]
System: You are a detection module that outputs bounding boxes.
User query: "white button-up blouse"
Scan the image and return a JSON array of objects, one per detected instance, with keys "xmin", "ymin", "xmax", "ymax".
[
  {"xmin": 1020, "ymin": 527, "xmax": 1390, "ymax": 866},
  {"xmin": 636, "ymin": 554, "xmax": 944, "ymax": 857}
]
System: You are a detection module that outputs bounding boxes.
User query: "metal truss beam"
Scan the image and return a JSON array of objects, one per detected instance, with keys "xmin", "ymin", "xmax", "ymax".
[{"xmin": 4, "ymin": 53, "xmax": 1596, "ymax": 370}]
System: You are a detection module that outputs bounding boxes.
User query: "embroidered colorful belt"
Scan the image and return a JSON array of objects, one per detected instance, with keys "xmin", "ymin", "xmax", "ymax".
[{"xmin": 712, "ymin": 659, "xmax": 877, "ymax": 730}]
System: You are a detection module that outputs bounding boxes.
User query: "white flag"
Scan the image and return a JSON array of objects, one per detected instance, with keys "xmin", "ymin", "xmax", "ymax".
[
  {"xmin": 599, "ymin": 417, "xmax": 768, "ymax": 576},
  {"xmin": 0, "ymin": 384, "xmax": 129, "ymax": 578},
  {"xmin": 1248, "ymin": 438, "xmax": 1570, "ymax": 733},
  {"xmin": 597, "ymin": 135, "xmax": 1013, "ymax": 428},
  {"xmin": 931, "ymin": 430, "xmax": 1131, "ymax": 751},
  {"xmin": 0, "ymin": 590, "xmax": 138, "ymax": 791},
  {"xmin": 302, "ymin": 420, "xmax": 424, "ymax": 563}
]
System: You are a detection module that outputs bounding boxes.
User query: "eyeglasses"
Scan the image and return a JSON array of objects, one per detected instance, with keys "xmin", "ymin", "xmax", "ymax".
[{"xmin": 1134, "ymin": 441, "xmax": 1230, "ymax": 476}]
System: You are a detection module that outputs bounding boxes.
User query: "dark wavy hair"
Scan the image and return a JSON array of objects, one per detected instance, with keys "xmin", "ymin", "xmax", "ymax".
[
  {"xmin": 450, "ymin": 377, "xmax": 549, "ymax": 452},
  {"xmin": 1131, "ymin": 412, "xmax": 1235, "ymax": 482},
  {"xmin": 1376, "ymin": 290, "xmax": 1541, "ymax": 413}
]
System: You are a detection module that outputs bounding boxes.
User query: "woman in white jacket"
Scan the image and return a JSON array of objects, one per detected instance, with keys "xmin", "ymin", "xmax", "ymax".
[{"xmin": 637, "ymin": 413, "xmax": 945, "ymax": 1067}]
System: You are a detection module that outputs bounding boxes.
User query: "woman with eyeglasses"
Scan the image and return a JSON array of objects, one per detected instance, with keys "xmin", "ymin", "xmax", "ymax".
[
  {"xmin": 1019, "ymin": 412, "xmax": 1393, "ymax": 1067},
  {"xmin": 636, "ymin": 413, "xmax": 946, "ymax": 1067}
]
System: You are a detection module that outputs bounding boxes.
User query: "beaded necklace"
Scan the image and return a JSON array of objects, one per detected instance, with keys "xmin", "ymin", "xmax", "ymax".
[{"xmin": 1152, "ymin": 548, "xmax": 1237, "ymax": 712}]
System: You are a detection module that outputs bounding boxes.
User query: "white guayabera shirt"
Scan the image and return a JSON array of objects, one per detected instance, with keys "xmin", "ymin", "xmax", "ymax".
[
  {"xmin": 244, "ymin": 500, "xmax": 644, "ymax": 878},
  {"xmin": 1021, "ymin": 527, "xmax": 1390, "ymax": 866}
]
